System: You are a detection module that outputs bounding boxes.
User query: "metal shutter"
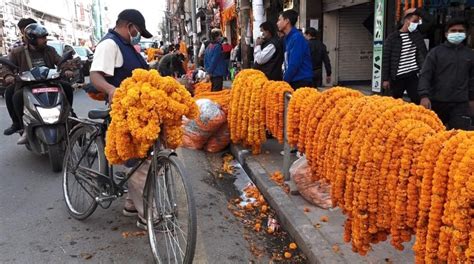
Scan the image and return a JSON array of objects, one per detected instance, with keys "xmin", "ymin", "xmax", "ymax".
[{"xmin": 337, "ymin": 4, "xmax": 373, "ymax": 82}]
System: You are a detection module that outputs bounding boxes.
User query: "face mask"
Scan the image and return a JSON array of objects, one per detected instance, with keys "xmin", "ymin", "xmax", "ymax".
[
  {"xmin": 408, "ymin": 22, "xmax": 418, "ymax": 32},
  {"xmin": 128, "ymin": 25, "xmax": 141, "ymax": 45},
  {"xmin": 447, "ymin": 32, "xmax": 466, "ymax": 45}
]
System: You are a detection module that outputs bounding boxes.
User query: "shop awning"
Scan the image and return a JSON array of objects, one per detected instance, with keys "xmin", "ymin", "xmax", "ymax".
[{"xmin": 323, "ymin": 0, "xmax": 371, "ymax": 12}]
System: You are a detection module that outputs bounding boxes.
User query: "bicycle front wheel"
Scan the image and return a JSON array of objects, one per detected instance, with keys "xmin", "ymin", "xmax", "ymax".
[{"xmin": 145, "ymin": 154, "xmax": 197, "ymax": 264}]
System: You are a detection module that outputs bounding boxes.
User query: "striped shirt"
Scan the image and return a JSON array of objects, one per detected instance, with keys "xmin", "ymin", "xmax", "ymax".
[{"xmin": 397, "ymin": 33, "xmax": 419, "ymax": 76}]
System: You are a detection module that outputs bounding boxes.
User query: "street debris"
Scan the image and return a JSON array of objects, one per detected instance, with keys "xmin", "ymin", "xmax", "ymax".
[
  {"xmin": 218, "ymin": 154, "xmax": 307, "ymax": 263},
  {"xmin": 121, "ymin": 231, "xmax": 147, "ymax": 238}
]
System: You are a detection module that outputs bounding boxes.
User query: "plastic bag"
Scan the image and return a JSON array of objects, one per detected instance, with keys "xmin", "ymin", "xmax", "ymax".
[
  {"xmin": 205, "ymin": 122, "xmax": 230, "ymax": 152},
  {"xmin": 290, "ymin": 156, "xmax": 333, "ymax": 209},
  {"xmin": 195, "ymin": 99, "xmax": 226, "ymax": 133},
  {"xmin": 182, "ymin": 118, "xmax": 211, "ymax": 150}
]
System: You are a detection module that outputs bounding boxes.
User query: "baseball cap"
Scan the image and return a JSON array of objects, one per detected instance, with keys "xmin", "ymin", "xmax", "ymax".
[{"xmin": 118, "ymin": 9, "xmax": 152, "ymax": 38}]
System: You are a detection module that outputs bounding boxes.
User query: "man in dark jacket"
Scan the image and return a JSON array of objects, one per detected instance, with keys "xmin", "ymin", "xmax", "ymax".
[
  {"xmin": 157, "ymin": 48, "xmax": 185, "ymax": 77},
  {"xmin": 1, "ymin": 23, "xmax": 75, "ymax": 143},
  {"xmin": 418, "ymin": 18, "xmax": 474, "ymax": 130},
  {"xmin": 382, "ymin": 8, "xmax": 428, "ymax": 104},
  {"xmin": 304, "ymin": 27, "xmax": 331, "ymax": 87},
  {"xmin": 205, "ymin": 29, "xmax": 226, "ymax": 91},
  {"xmin": 2, "ymin": 18, "xmax": 37, "ymax": 136},
  {"xmin": 277, "ymin": 10, "xmax": 313, "ymax": 89},
  {"xmin": 254, "ymin": 21, "xmax": 284, "ymax": 81}
]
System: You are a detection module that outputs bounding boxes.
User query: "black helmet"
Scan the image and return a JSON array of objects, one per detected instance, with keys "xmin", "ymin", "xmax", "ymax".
[{"xmin": 24, "ymin": 23, "xmax": 49, "ymax": 46}]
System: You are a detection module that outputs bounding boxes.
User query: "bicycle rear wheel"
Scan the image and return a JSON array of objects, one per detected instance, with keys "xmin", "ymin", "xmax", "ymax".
[
  {"xmin": 63, "ymin": 125, "xmax": 106, "ymax": 220},
  {"xmin": 145, "ymin": 154, "xmax": 197, "ymax": 264}
]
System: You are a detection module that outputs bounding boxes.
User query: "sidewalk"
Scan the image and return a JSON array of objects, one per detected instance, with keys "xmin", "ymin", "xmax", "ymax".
[{"xmin": 231, "ymin": 139, "xmax": 415, "ymax": 264}]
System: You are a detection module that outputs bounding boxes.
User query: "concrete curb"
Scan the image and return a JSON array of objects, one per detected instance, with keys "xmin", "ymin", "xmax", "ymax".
[{"xmin": 230, "ymin": 144, "xmax": 347, "ymax": 264}]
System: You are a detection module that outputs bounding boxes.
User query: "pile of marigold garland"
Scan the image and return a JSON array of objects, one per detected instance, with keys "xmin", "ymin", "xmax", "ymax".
[
  {"xmin": 105, "ymin": 69, "xmax": 198, "ymax": 164},
  {"xmin": 228, "ymin": 69, "xmax": 294, "ymax": 153},
  {"xmin": 288, "ymin": 87, "xmax": 474, "ymax": 262}
]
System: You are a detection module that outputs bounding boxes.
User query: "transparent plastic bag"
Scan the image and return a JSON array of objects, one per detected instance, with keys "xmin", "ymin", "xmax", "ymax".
[
  {"xmin": 195, "ymin": 99, "xmax": 226, "ymax": 133},
  {"xmin": 290, "ymin": 156, "xmax": 333, "ymax": 209}
]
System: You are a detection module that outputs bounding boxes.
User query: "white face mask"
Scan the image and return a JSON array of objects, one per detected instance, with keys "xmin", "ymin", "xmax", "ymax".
[
  {"xmin": 408, "ymin": 22, "xmax": 418, "ymax": 32},
  {"xmin": 447, "ymin": 32, "xmax": 466, "ymax": 45}
]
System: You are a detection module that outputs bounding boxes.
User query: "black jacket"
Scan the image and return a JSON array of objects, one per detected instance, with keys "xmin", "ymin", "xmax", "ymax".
[
  {"xmin": 307, "ymin": 39, "xmax": 332, "ymax": 76},
  {"xmin": 254, "ymin": 37, "xmax": 284, "ymax": 81},
  {"xmin": 382, "ymin": 30, "xmax": 427, "ymax": 81},
  {"xmin": 418, "ymin": 42, "xmax": 474, "ymax": 103},
  {"xmin": 158, "ymin": 53, "xmax": 185, "ymax": 77}
]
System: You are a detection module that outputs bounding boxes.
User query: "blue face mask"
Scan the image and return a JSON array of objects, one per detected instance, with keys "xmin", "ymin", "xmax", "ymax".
[
  {"xmin": 447, "ymin": 32, "xmax": 466, "ymax": 45},
  {"xmin": 129, "ymin": 25, "xmax": 141, "ymax": 45}
]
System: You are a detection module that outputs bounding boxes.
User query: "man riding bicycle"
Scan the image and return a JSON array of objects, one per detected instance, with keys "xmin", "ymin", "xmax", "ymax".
[{"xmin": 90, "ymin": 9, "xmax": 152, "ymax": 229}]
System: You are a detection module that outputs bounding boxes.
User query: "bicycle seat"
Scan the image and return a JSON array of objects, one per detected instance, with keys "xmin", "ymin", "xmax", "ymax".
[{"xmin": 88, "ymin": 109, "xmax": 110, "ymax": 120}]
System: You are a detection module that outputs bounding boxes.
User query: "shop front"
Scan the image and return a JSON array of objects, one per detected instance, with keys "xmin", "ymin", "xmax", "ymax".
[{"xmin": 323, "ymin": 1, "xmax": 374, "ymax": 87}]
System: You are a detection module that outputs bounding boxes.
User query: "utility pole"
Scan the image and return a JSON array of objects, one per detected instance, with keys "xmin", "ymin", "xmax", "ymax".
[
  {"xmin": 190, "ymin": 0, "xmax": 198, "ymax": 62},
  {"xmin": 240, "ymin": 0, "xmax": 251, "ymax": 68}
]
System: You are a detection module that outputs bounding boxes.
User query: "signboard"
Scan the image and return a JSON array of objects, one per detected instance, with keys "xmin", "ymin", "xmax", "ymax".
[
  {"xmin": 371, "ymin": 0, "xmax": 386, "ymax": 93},
  {"xmin": 310, "ymin": 19, "xmax": 319, "ymax": 31}
]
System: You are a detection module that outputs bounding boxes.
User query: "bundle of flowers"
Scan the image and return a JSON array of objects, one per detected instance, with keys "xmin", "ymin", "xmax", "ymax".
[
  {"xmin": 228, "ymin": 69, "xmax": 268, "ymax": 154},
  {"xmin": 263, "ymin": 81, "xmax": 294, "ymax": 143},
  {"xmin": 193, "ymin": 82, "xmax": 212, "ymax": 96},
  {"xmin": 105, "ymin": 69, "xmax": 198, "ymax": 164}
]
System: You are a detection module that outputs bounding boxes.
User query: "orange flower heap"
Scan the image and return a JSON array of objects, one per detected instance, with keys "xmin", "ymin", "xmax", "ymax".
[
  {"xmin": 105, "ymin": 69, "xmax": 198, "ymax": 164},
  {"xmin": 193, "ymin": 82, "xmax": 212, "ymax": 96}
]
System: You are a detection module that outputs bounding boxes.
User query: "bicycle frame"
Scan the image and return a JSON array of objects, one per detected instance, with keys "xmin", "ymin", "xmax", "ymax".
[{"xmin": 66, "ymin": 116, "xmax": 147, "ymax": 199}]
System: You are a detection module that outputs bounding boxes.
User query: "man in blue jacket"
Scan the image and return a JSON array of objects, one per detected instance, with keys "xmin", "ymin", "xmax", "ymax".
[
  {"xmin": 277, "ymin": 10, "xmax": 313, "ymax": 89},
  {"xmin": 205, "ymin": 29, "xmax": 226, "ymax": 91}
]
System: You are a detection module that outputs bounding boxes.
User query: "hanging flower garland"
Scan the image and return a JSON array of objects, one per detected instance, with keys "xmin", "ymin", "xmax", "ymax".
[
  {"xmin": 287, "ymin": 88, "xmax": 319, "ymax": 147},
  {"xmin": 105, "ymin": 69, "xmax": 198, "ymax": 164},
  {"xmin": 263, "ymin": 81, "xmax": 293, "ymax": 143},
  {"xmin": 413, "ymin": 130, "xmax": 458, "ymax": 263},
  {"xmin": 423, "ymin": 132, "xmax": 467, "ymax": 262},
  {"xmin": 296, "ymin": 92, "xmax": 322, "ymax": 152}
]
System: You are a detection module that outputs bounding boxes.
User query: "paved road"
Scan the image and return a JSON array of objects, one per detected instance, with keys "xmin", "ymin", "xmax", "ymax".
[{"xmin": 0, "ymin": 88, "xmax": 259, "ymax": 263}]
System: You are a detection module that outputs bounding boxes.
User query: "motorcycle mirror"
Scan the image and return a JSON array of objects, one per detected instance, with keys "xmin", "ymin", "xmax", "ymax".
[
  {"xmin": 0, "ymin": 57, "xmax": 19, "ymax": 70},
  {"xmin": 58, "ymin": 51, "xmax": 74, "ymax": 67}
]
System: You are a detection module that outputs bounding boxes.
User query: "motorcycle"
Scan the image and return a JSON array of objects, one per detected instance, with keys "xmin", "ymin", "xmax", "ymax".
[{"xmin": 0, "ymin": 51, "xmax": 74, "ymax": 172}]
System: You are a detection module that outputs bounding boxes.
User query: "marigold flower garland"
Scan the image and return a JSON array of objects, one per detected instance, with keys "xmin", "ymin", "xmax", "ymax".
[
  {"xmin": 263, "ymin": 81, "xmax": 293, "ymax": 143},
  {"xmin": 423, "ymin": 132, "xmax": 467, "ymax": 262},
  {"xmin": 287, "ymin": 88, "xmax": 318, "ymax": 146},
  {"xmin": 105, "ymin": 69, "xmax": 198, "ymax": 164},
  {"xmin": 228, "ymin": 69, "xmax": 268, "ymax": 154},
  {"xmin": 412, "ymin": 131, "xmax": 458, "ymax": 263},
  {"xmin": 296, "ymin": 92, "xmax": 322, "ymax": 152}
]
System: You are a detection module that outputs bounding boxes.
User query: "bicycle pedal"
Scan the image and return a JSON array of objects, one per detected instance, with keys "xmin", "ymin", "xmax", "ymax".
[{"xmin": 95, "ymin": 194, "xmax": 118, "ymax": 203}]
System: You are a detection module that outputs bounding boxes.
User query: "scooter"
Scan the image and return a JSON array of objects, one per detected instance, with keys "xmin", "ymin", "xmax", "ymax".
[{"xmin": 0, "ymin": 51, "xmax": 74, "ymax": 172}]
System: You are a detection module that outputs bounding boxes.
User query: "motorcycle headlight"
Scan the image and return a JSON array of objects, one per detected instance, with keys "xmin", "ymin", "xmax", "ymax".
[{"xmin": 36, "ymin": 105, "xmax": 61, "ymax": 124}]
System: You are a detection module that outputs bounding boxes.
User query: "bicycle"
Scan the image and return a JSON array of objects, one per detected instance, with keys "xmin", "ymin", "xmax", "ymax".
[{"xmin": 62, "ymin": 108, "xmax": 197, "ymax": 263}]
